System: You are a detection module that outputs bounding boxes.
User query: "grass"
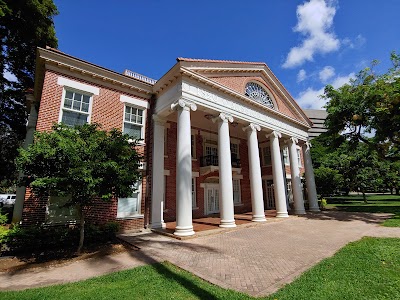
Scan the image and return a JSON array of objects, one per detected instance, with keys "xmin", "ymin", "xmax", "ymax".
[
  {"xmin": 326, "ymin": 194, "xmax": 400, "ymax": 227},
  {"xmin": 1, "ymin": 238, "xmax": 399, "ymax": 300}
]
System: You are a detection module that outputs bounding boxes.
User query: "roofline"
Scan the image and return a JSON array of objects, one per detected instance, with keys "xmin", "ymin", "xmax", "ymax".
[
  {"xmin": 177, "ymin": 57, "xmax": 266, "ymax": 65},
  {"xmin": 44, "ymin": 47, "xmax": 154, "ymax": 86}
]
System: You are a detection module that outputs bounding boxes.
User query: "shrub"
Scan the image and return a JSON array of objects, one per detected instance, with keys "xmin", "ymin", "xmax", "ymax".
[
  {"xmin": 319, "ymin": 198, "xmax": 328, "ymax": 210},
  {"xmin": 0, "ymin": 221, "xmax": 120, "ymax": 256}
]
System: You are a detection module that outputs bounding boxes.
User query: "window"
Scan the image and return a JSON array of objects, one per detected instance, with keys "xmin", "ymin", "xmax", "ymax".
[
  {"xmin": 117, "ymin": 181, "xmax": 142, "ymax": 218},
  {"xmin": 245, "ymin": 82, "xmax": 274, "ymax": 109},
  {"xmin": 297, "ymin": 148, "xmax": 302, "ymax": 167},
  {"xmin": 191, "ymin": 134, "xmax": 196, "ymax": 158},
  {"xmin": 230, "ymin": 143, "xmax": 239, "ymax": 159},
  {"xmin": 233, "ymin": 179, "xmax": 241, "ymax": 204},
  {"xmin": 46, "ymin": 195, "xmax": 77, "ymax": 224},
  {"xmin": 262, "ymin": 146, "xmax": 271, "ymax": 166},
  {"xmin": 61, "ymin": 90, "xmax": 91, "ymax": 126},
  {"xmin": 283, "ymin": 147, "xmax": 289, "ymax": 165},
  {"xmin": 192, "ymin": 177, "xmax": 196, "ymax": 208},
  {"xmin": 123, "ymin": 105, "xmax": 144, "ymax": 139}
]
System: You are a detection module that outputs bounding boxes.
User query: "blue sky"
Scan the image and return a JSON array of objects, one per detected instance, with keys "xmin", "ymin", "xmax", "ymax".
[{"xmin": 53, "ymin": 0, "xmax": 400, "ymax": 109}]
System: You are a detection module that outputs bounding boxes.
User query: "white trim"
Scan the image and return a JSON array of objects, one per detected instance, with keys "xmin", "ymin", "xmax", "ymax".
[
  {"xmin": 164, "ymin": 170, "xmax": 170, "ymax": 176},
  {"xmin": 120, "ymin": 95, "xmax": 150, "ymax": 109},
  {"xmin": 192, "ymin": 171, "xmax": 199, "ymax": 177},
  {"xmin": 232, "ymin": 178, "xmax": 241, "ymax": 205},
  {"xmin": 232, "ymin": 174, "xmax": 243, "ymax": 179},
  {"xmin": 58, "ymin": 88, "xmax": 94, "ymax": 125},
  {"xmin": 122, "ymin": 104, "xmax": 147, "ymax": 142},
  {"xmin": 117, "ymin": 181, "xmax": 142, "ymax": 218},
  {"xmin": 57, "ymin": 77, "xmax": 99, "ymax": 95}
]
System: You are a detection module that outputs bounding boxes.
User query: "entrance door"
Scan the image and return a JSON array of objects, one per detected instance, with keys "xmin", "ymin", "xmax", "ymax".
[{"xmin": 205, "ymin": 184, "xmax": 219, "ymax": 214}]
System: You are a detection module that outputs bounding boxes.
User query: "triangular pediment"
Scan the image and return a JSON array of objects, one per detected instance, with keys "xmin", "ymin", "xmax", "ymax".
[{"xmin": 177, "ymin": 58, "xmax": 311, "ymax": 127}]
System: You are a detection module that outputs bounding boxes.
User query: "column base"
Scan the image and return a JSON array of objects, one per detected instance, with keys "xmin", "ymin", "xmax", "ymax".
[
  {"xmin": 276, "ymin": 211, "xmax": 289, "ymax": 218},
  {"xmin": 151, "ymin": 222, "xmax": 166, "ymax": 229},
  {"xmin": 219, "ymin": 219, "xmax": 236, "ymax": 228},
  {"xmin": 294, "ymin": 209, "xmax": 306, "ymax": 215},
  {"xmin": 309, "ymin": 207, "xmax": 320, "ymax": 212},
  {"xmin": 252, "ymin": 215, "xmax": 266, "ymax": 222},
  {"xmin": 174, "ymin": 226, "xmax": 195, "ymax": 237}
]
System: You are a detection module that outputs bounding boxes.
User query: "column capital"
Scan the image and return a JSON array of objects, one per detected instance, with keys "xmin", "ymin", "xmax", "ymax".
[
  {"xmin": 285, "ymin": 137, "xmax": 298, "ymax": 145},
  {"xmin": 212, "ymin": 112, "xmax": 234, "ymax": 123},
  {"xmin": 152, "ymin": 114, "xmax": 167, "ymax": 125},
  {"xmin": 302, "ymin": 140, "xmax": 312, "ymax": 151},
  {"xmin": 266, "ymin": 131, "xmax": 282, "ymax": 139},
  {"xmin": 171, "ymin": 99, "xmax": 197, "ymax": 112},
  {"xmin": 242, "ymin": 123, "xmax": 261, "ymax": 133}
]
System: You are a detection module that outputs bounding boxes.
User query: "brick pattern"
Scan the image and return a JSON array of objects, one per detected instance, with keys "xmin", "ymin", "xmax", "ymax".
[
  {"xmin": 208, "ymin": 76, "xmax": 298, "ymax": 120},
  {"xmin": 23, "ymin": 69, "xmax": 150, "ymax": 232}
]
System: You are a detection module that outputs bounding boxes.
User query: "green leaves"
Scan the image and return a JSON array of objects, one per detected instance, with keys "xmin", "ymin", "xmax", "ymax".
[{"xmin": 17, "ymin": 123, "xmax": 142, "ymax": 206}]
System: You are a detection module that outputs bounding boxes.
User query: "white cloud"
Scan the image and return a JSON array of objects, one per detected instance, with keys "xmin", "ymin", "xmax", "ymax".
[
  {"xmin": 283, "ymin": 0, "xmax": 340, "ymax": 68},
  {"xmin": 342, "ymin": 34, "xmax": 366, "ymax": 49},
  {"xmin": 297, "ymin": 69, "xmax": 307, "ymax": 82},
  {"xmin": 296, "ymin": 72, "xmax": 355, "ymax": 109},
  {"xmin": 319, "ymin": 66, "xmax": 335, "ymax": 82}
]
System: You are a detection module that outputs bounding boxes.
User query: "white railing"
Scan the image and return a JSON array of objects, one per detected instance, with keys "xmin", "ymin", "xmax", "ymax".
[{"xmin": 123, "ymin": 69, "xmax": 157, "ymax": 84}]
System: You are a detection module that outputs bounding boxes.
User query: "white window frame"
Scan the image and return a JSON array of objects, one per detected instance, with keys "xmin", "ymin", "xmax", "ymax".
[
  {"xmin": 58, "ymin": 88, "xmax": 94, "ymax": 126},
  {"xmin": 232, "ymin": 179, "xmax": 241, "ymax": 205},
  {"xmin": 230, "ymin": 142, "xmax": 240, "ymax": 159},
  {"xmin": 120, "ymin": 95, "xmax": 148, "ymax": 144},
  {"xmin": 117, "ymin": 181, "xmax": 143, "ymax": 218},
  {"xmin": 123, "ymin": 104, "xmax": 146, "ymax": 140},
  {"xmin": 296, "ymin": 147, "xmax": 302, "ymax": 167},
  {"xmin": 283, "ymin": 146, "xmax": 290, "ymax": 165},
  {"xmin": 262, "ymin": 146, "xmax": 272, "ymax": 166},
  {"xmin": 57, "ymin": 77, "xmax": 98, "ymax": 126},
  {"xmin": 191, "ymin": 133, "xmax": 196, "ymax": 159}
]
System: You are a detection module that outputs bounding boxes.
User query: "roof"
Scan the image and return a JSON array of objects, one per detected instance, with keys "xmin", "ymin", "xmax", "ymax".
[{"xmin": 177, "ymin": 57, "xmax": 265, "ymax": 65}]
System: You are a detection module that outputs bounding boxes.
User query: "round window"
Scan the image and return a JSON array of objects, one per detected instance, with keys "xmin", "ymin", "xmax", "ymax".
[{"xmin": 245, "ymin": 82, "xmax": 274, "ymax": 109}]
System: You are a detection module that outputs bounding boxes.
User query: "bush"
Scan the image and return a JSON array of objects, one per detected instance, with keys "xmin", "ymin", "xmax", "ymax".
[{"xmin": 0, "ymin": 221, "xmax": 120, "ymax": 256}]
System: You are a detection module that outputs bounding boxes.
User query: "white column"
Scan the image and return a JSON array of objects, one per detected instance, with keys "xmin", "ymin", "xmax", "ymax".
[
  {"xmin": 302, "ymin": 141, "xmax": 320, "ymax": 211},
  {"xmin": 151, "ymin": 115, "xmax": 166, "ymax": 229},
  {"xmin": 213, "ymin": 112, "xmax": 236, "ymax": 228},
  {"xmin": 243, "ymin": 123, "xmax": 266, "ymax": 222},
  {"xmin": 13, "ymin": 100, "xmax": 37, "ymax": 224},
  {"xmin": 268, "ymin": 131, "xmax": 288, "ymax": 217},
  {"xmin": 171, "ymin": 99, "xmax": 197, "ymax": 236},
  {"xmin": 286, "ymin": 137, "xmax": 306, "ymax": 214}
]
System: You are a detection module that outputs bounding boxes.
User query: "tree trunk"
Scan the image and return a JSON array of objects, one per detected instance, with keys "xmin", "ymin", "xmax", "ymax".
[
  {"xmin": 361, "ymin": 188, "xmax": 367, "ymax": 204},
  {"xmin": 396, "ymin": 188, "xmax": 399, "ymax": 195},
  {"xmin": 77, "ymin": 205, "xmax": 85, "ymax": 255}
]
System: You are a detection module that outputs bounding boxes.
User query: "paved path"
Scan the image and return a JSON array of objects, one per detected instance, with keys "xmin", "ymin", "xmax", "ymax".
[{"xmin": 1, "ymin": 211, "xmax": 399, "ymax": 296}]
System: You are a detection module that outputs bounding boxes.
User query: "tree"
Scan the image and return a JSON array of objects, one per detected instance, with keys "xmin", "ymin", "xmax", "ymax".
[
  {"xmin": 314, "ymin": 166, "xmax": 343, "ymax": 197},
  {"xmin": 323, "ymin": 52, "xmax": 400, "ymax": 161},
  {"xmin": 0, "ymin": 0, "xmax": 58, "ymax": 185},
  {"xmin": 17, "ymin": 124, "xmax": 142, "ymax": 254}
]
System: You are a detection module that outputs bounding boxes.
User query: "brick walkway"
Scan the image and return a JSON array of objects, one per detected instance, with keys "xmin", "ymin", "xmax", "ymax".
[{"xmin": 1, "ymin": 211, "xmax": 399, "ymax": 296}]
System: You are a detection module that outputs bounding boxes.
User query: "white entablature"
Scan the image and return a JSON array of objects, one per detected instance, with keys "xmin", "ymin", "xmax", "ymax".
[{"xmin": 155, "ymin": 78, "xmax": 310, "ymax": 141}]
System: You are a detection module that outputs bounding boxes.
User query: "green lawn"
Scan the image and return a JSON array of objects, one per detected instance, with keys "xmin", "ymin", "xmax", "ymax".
[
  {"xmin": 1, "ymin": 238, "xmax": 399, "ymax": 300},
  {"xmin": 326, "ymin": 194, "xmax": 400, "ymax": 227}
]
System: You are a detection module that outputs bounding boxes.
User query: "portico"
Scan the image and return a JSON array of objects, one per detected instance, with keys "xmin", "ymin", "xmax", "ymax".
[{"xmin": 150, "ymin": 58, "xmax": 319, "ymax": 236}]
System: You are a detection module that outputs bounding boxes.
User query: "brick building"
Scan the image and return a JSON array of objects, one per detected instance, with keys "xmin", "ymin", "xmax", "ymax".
[{"xmin": 14, "ymin": 47, "xmax": 320, "ymax": 236}]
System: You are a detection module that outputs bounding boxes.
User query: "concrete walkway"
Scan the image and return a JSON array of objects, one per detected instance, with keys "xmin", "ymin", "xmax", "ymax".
[{"xmin": 1, "ymin": 211, "xmax": 399, "ymax": 296}]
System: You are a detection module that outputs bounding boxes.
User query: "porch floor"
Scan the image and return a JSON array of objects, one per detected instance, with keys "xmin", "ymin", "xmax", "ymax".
[{"xmin": 162, "ymin": 209, "xmax": 278, "ymax": 235}]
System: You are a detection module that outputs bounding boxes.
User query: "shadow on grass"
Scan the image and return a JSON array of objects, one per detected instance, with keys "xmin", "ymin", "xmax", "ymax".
[
  {"xmin": 298, "ymin": 210, "xmax": 395, "ymax": 224},
  {"xmin": 117, "ymin": 233, "xmax": 222, "ymax": 300}
]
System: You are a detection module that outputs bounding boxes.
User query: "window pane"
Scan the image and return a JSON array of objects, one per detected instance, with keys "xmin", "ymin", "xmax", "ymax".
[
  {"xmin": 125, "ymin": 106, "xmax": 131, "ymax": 114},
  {"xmin": 64, "ymin": 98, "xmax": 73, "ymax": 109},
  {"xmin": 65, "ymin": 91, "xmax": 73, "ymax": 99},
  {"xmin": 117, "ymin": 194, "xmax": 139, "ymax": 217},
  {"xmin": 82, "ymin": 95, "xmax": 90, "ymax": 104},
  {"xmin": 72, "ymin": 100, "xmax": 81, "ymax": 110},
  {"xmin": 81, "ymin": 103, "xmax": 89, "ymax": 112},
  {"xmin": 138, "ymin": 109, "xmax": 143, "ymax": 116},
  {"xmin": 124, "ymin": 122, "xmax": 142, "ymax": 139},
  {"xmin": 62, "ymin": 110, "xmax": 88, "ymax": 126},
  {"xmin": 73, "ymin": 93, "xmax": 82, "ymax": 101},
  {"xmin": 47, "ymin": 195, "xmax": 77, "ymax": 224},
  {"xmin": 137, "ymin": 116, "xmax": 143, "ymax": 124}
]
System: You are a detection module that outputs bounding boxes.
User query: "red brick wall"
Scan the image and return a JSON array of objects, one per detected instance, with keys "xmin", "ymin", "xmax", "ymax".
[{"xmin": 23, "ymin": 69, "xmax": 150, "ymax": 232}]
